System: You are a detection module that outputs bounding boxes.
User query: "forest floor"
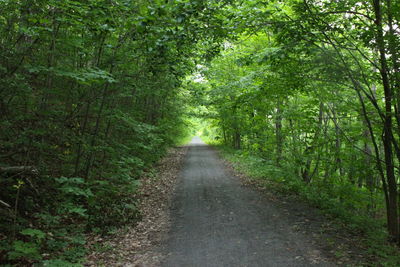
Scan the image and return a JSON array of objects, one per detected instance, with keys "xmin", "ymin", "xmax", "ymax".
[
  {"xmin": 85, "ymin": 146, "xmax": 188, "ymax": 266},
  {"xmin": 86, "ymin": 137, "xmax": 369, "ymax": 266}
]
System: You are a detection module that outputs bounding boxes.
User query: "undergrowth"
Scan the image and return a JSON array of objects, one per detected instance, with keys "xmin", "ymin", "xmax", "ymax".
[{"xmin": 214, "ymin": 144, "xmax": 400, "ymax": 267}]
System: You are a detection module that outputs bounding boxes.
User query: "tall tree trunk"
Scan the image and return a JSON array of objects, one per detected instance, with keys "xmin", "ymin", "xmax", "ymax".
[
  {"xmin": 373, "ymin": 0, "xmax": 399, "ymax": 242},
  {"xmin": 302, "ymin": 102, "xmax": 324, "ymax": 183},
  {"xmin": 231, "ymin": 100, "xmax": 241, "ymax": 150},
  {"xmin": 275, "ymin": 97, "xmax": 283, "ymax": 165},
  {"xmin": 330, "ymin": 106, "xmax": 343, "ymax": 176},
  {"xmin": 222, "ymin": 124, "xmax": 227, "ymax": 144},
  {"xmin": 74, "ymin": 100, "xmax": 91, "ymax": 176},
  {"xmin": 84, "ymin": 34, "xmax": 109, "ymax": 179}
]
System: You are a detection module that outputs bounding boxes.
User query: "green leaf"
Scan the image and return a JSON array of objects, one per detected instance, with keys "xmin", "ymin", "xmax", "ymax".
[
  {"xmin": 21, "ymin": 228, "xmax": 46, "ymax": 240},
  {"xmin": 8, "ymin": 241, "xmax": 41, "ymax": 260}
]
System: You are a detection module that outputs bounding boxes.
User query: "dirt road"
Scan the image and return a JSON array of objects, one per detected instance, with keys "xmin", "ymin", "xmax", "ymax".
[{"xmin": 162, "ymin": 137, "xmax": 335, "ymax": 267}]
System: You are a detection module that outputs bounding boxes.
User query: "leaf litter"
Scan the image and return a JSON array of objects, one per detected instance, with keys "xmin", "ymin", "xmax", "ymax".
[
  {"xmin": 217, "ymin": 149, "xmax": 379, "ymax": 266},
  {"xmin": 85, "ymin": 147, "xmax": 187, "ymax": 267}
]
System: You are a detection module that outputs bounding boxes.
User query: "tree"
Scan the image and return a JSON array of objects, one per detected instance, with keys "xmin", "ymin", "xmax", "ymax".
[{"xmin": 198, "ymin": 0, "xmax": 400, "ymax": 244}]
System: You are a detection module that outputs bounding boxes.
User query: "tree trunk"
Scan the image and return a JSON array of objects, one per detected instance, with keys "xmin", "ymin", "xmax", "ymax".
[
  {"xmin": 330, "ymin": 106, "xmax": 343, "ymax": 176},
  {"xmin": 275, "ymin": 97, "xmax": 283, "ymax": 165},
  {"xmin": 373, "ymin": 0, "xmax": 399, "ymax": 242}
]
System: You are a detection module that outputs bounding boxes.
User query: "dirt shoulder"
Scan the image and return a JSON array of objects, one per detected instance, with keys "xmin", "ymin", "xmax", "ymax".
[
  {"xmin": 85, "ymin": 141, "xmax": 374, "ymax": 267},
  {"xmin": 163, "ymin": 138, "xmax": 335, "ymax": 266},
  {"xmin": 85, "ymin": 146, "xmax": 187, "ymax": 267},
  {"xmin": 217, "ymin": 149, "xmax": 373, "ymax": 266}
]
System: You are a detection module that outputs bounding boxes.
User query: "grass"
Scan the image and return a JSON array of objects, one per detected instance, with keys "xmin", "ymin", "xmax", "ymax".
[{"xmin": 211, "ymin": 143, "xmax": 400, "ymax": 266}]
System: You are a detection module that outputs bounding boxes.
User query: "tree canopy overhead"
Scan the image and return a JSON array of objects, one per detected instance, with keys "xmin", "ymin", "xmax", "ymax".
[
  {"xmin": 1, "ymin": 0, "xmax": 400, "ymax": 265},
  {"xmin": 0, "ymin": 0, "xmax": 236, "ymax": 264},
  {"xmin": 192, "ymin": 0, "xmax": 400, "ymax": 248}
]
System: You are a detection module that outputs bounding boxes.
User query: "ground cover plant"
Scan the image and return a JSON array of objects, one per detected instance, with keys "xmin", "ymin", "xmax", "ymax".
[
  {"xmin": 0, "ymin": 0, "xmax": 232, "ymax": 264},
  {"xmin": 1, "ymin": 0, "xmax": 400, "ymax": 265}
]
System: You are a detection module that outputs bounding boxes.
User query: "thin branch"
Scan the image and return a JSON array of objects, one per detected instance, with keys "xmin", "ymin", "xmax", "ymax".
[{"xmin": 320, "ymin": 11, "xmax": 374, "ymax": 21}]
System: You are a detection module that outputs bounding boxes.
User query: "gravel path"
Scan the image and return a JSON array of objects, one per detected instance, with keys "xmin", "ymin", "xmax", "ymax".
[{"xmin": 162, "ymin": 137, "xmax": 335, "ymax": 267}]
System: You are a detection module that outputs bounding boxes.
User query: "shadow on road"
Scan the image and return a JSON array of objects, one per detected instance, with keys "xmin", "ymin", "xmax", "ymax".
[{"xmin": 162, "ymin": 136, "xmax": 335, "ymax": 267}]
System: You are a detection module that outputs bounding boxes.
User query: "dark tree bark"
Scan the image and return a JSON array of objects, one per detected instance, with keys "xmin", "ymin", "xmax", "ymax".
[
  {"xmin": 275, "ymin": 97, "xmax": 283, "ymax": 165},
  {"xmin": 373, "ymin": 0, "xmax": 399, "ymax": 242}
]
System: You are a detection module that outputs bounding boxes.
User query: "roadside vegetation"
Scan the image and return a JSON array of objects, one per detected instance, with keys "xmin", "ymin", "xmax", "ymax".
[
  {"xmin": 208, "ymin": 143, "xmax": 400, "ymax": 265},
  {"xmin": 0, "ymin": 0, "xmax": 230, "ymax": 265},
  {"xmin": 1, "ymin": 0, "xmax": 399, "ymax": 265},
  {"xmin": 192, "ymin": 0, "xmax": 400, "ymax": 264}
]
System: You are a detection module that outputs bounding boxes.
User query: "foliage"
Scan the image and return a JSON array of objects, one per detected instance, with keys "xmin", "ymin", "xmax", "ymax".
[
  {"xmin": 217, "ymin": 145, "xmax": 400, "ymax": 265},
  {"xmin": 0, "ymin": 0, "xmax": 235, "ymax": 264},
  {"xmin": 2, "ymin": 0, "xmax": 400, "ymax": 264},
  {"xmin": 192, "ymin": 0, "xmax": 400, "ymax": 259}
]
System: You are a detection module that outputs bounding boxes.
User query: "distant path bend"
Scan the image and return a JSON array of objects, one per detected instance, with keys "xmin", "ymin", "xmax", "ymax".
[{"xmin": 162, "ymin": 137, "xmax": 334, "ymax": 267}]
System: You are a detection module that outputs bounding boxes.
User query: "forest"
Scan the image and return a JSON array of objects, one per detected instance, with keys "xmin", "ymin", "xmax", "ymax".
[{"xmin": 0, "ymin": 0, "xmax": 399, "ymax": 265}]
